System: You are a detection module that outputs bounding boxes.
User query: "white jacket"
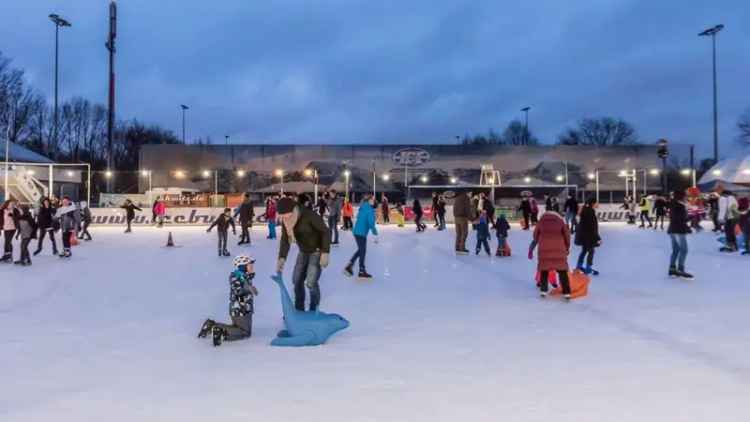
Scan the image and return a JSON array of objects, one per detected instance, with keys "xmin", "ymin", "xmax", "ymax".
[{"xmin": 718, "ymin": 195, "xmax": 738, "ymax": 222}]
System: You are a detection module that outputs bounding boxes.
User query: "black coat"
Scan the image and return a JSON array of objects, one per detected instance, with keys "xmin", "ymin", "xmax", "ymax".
[
  {"xmin": 564, "ymin": 197, "xmax": 578, "ymax": 214},
  {"xmin": 667, "ymin": 201, "xmax": 690, "ymax": 234},
  {"xmin": 36, "ymin": 206, "xmax": 56, "ymax": 229},
  {"xmin": 121, "ymin": 203, "xmax": 142, "ymax": 220},
  {"xmin": 235, "ymin": 200, "xmax": 255, "ymax": 223},
  {"xmin": 208, "ymin": 214, "xmax": 236, "ymax": 233},
  {"xmin": 412, "ymin": 200, "xmax": 423, "ymax": 217},
  {"xmin": 575, "ymin": 206, "xmax": 600, "ymax": 248}
]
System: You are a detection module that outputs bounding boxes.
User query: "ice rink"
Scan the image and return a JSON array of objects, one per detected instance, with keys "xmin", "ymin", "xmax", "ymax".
[{"xmin": 1, "ymin": 222, "xmax": 748, "ymax": 421}]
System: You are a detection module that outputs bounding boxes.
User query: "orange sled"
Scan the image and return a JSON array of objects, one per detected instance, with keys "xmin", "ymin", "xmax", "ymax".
[{"xmin": 551, "ymin": 270, "xmax": 590, "ymax": 299}]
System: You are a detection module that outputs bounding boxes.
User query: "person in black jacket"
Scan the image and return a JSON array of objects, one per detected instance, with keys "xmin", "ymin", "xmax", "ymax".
[
  {"xmin": 575, "ymin": 197, "xmax": 601, "ymax": 275},
  {"xmin": 78, "ymin": 201, "xmax": 93, "ymax": 241},
  {"xmin": 436, "ymin": 194, "xmax": 447, "ymax": 230},
  {"xmin": 1, "ymin": 199, "xmax": 21, "ymax": 263},
  {"xmin": 653, "ymin": 195, "xmax": 668, "ymax": 231},
  {"xmin": 432, "ymin": 192, "xmax": 440, "ymax": 227},
  {"xmin": 519, "ymin": 195, "xmax": 532, "ymax": 230},
  {"xmin": 34, "ymin": 197, "xmax": 58, "ymax": 256},
  {"xmin": 15, "ymin": 205, "xmax": 37, "ymax": 266},
  {"xmin": 234, "ymin": 193, "xmax": 254, "ymax": 245},
  {"xmin": 494, "ymin": 213, "xmax": 511, "ymax": 256},
  {"xmin": 563, "ymin": 193, "xmax": 579, "ymax": 232},
  {"xmin": 120, "ymin": 199, "xmax": 142, "ymax": 233},
  {"xmin": 413, "ymin": 199, "xmax": 426, "ymax": 232},
  {"xmin": 208, "ymin": 208, "xmax": 237, "ymax": 257},
  {"xmin": 667, "ymin": 191, "xmax": 693, "ymax": 279}
]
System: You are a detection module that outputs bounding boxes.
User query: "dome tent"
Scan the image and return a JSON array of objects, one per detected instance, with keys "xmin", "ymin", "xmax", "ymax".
[{"xmin": 698, "ymin": 152, "xmax": 750, "ymax": 192}]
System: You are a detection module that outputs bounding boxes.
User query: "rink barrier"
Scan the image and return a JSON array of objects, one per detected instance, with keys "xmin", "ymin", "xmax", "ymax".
[{"xmin": 89, "ymin": 204, "xmax": 634, "ymax": 226}]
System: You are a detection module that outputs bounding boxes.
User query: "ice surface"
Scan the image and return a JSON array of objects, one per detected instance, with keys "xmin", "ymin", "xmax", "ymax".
[{"xmin": 1, "ymin": 223, "xmax": 748, "ymax": 421}]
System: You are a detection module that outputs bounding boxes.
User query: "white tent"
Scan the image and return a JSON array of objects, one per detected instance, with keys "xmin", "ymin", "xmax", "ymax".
[{"xmin": 698, "ymin": 153, "xmax": 750, "ymax": 190}]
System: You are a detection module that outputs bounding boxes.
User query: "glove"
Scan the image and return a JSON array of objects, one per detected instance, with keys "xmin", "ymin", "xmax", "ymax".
[
  {"xmin": 319, "ymin": 252, "xmax": 329, "ymax": 268},
  {"xmin": 528, "ymin": 248, "xmax": 534, "ymax": 260},
  {"xmin": 276, "ymin": 257, "xmax": 286, "ymax": 273}
]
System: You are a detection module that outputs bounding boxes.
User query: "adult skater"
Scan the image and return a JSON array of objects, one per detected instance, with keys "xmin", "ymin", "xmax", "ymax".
[
  {"xmin": 436, "ymin": 194, "xmax": 447, "ymax": 231},
  {"xmin": 151, "ymin": 196, "xmax": 159, "ymax": 225},
  {"xmin": 529, "ymin": 209, "xmax": 572, "ymax": 299},
  {"xmin": 34, "ymin": 198, "xmax": 58, "ymax": 256},
  {"xmin": 639, "ymin": 195, "xmax": 653, "ymax": 228},
  {"xmin": 519, "ymin": 194, "xmax": 532, "ymax": 230},
  {"xmin": 381, "ymin": 195, "xmax": 390, "ymax": 225},
  {"xmin": 453, "ymin": 191, "xmax": 472, "ymax": 254},
  {"xmin": 667, "ymin": 190, "xmax": 693, "ymax": 278},
  {"xmin": 344, "ymin": 195, "xmax": 378, "ymax": 279},
  {"xmin": 78, "ymin": 201, "xmax": 93, "ymax": 241},
  {"xmin": 265, "ymin": 196, "xmax": 278, "ymax": 239},
  {"xmin": 432, "ymin": 192, "xmax": 440, "ymax": 227},
  {"xmin": 575, "ymin": 197, "xmax": 601, "ymax": 275},
  {"xmin": 197, "ymin": 254, "xmax": 258, "ymax": 347},
  {"xmin": 153, "ymin": 198, "xmax": 166, "ymax": 228},
  {"xmin": 707, "ymin": 193, "xmax": 721, "ymax": 232},
  {"xmin": 276, "ymin": 195, "xmax": 331, "ymax": 312},
  {"xmin": 342, "ymin": 198, "xmax": 354, "ymax": 230},
  {"xmin": 529, "ymin": 196, "xmax": 539, "ymax": 226},
  {"xmin": 56, "ymin": 197, "xmax": 77, "ymax": 258},
  {"xmin": 120, "ymin": 199, "xmax": 142, "ymax": 233},
  {"xmin": 0, "ymin": 199, "xmax": 20, "ymax": 263},
  {"xmin": 207, "ymin": 208, "xmax": 237, "ymax": 257},
  {"xmin": 653, "ymin": 194, "xmax": 667, "ymax": 230},
  {"xmin": 316, "ymin": 192, "xmax": 328, "ymax": 217},
  {"xmin": 413, "ymin": 198, "xmax": 426, "ymax": 232},
  {"xmin": 718, "ymin": 190, "xmax": 739, "ymax": 252},
  {"xmin": 739, "ymin": 197, "xmax": 749, "ymax": 255},
  {"xmin": 235, "ymin": 193, "xmax": 255, "ymax": 245},
  {"xmin": 327, "ymin": 190, "xmax": 342, "ymax": 245},
  {"xmin": 482, "ymin": 193, "xmax": 496, "ymax": 229},
  {"xmin": 563, "ymin": 193, "xmax": 579, "ymax": 232},
  {"xmin": 15, "ymin": 205, "xmax": 36, "ymax": 266},
  {"xmin": 548, "ymin": 196, "xmax": 560, "ymax": 214}
]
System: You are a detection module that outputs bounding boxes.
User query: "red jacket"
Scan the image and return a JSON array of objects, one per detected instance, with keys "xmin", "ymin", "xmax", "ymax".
[
  {"xmin": 266, "ymin": 201, "xmax": 277, "ymax": 221},
  {"xmin": 533, "ymin": 212, "xmax": 570, "ymax": 271},
  {"xmin": 342, "ymin": 202, "xmax": 354, "ymax": 218}
]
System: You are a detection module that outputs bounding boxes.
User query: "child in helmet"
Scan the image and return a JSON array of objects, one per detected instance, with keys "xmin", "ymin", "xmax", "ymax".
[{"xmin": 197, "ymin": 254, "xmax": 258, "ymax": 347}]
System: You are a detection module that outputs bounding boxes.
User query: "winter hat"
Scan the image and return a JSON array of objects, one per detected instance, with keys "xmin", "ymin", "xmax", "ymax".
[{"xmin": 277, "ymin": 197, "xmax": 296, "ymax": 214}]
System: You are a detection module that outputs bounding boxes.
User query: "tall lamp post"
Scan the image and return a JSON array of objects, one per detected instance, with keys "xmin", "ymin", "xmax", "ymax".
[
  {"xmin": 521, "ymin": 106, "xmax": 531, "ymax": 145},
  {"xmin": 304, "ymin": 168, "xmax": 319, "ymax": 201},
  {"xmin": 275, "ymin": 169, "xmax": 284, "ymax": 194},
  {"xmin": 699, "ymin": 24, "xmax": 724, "ymax": 165},
  {"xmin": 180, "ymin": 104, "xmax": 189, "ymax": 143},
  {"xmin": 343, "ymin": 169, "xmax": 351, "ymax": 201},
  {"xmin": 657, "ymin": 139, "xmax": 669, "ymax": 193},
  {"xmin": 49, "ymin": 13, "xmax": 72, "ymax": 159},
  {"xmin": 105, "ymin": 1, "xmax": 116, "ymax": 193}
]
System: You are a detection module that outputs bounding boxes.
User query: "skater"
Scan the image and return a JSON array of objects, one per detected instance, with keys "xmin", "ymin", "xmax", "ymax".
[
  {"xmin": 529, "ymin": 196, "xmax": 539, "ymax": 226},
  {"xmin": 453, "ymin": 191, "xmax": 472, "ymax": 254},
  {"xmin": 327, "ymin": 190, "xmax": 342, "ymax": 245},
  {"xmin": 151, "ymin": 196, "xmax": 160, "ymax": 225},
  {"xmin": 718, "ymin": 190, "xmax": 739, "ymax": 252},
  {"xmin": 153, "ymin": 199, "xmax": 166, "ymax": 228},
  {"xmin": 413, "ymin": 198, "xmax": 426, "ymax": 232},
  {"xmin": 342, "ymin": 198, "xmax": 354, "ymax": 230},
  {"xmin": 55, "ymin": 197, "xmax": 77, "ymax": 258},
  {"xmin": 528, "ymin": 210, "xmax": 572, "ymax": 299},
  {"xmin": 265, "ymin": 196, "xmax": 278, "ymax": 239},
  {"xmin": 1, "ymin": 199, "xmax": 20, "ymax": 263},
  {"xmin": 653, "ymin": 194, "xmax": 667, "ymax": 230},
  {"xmin": 234, "ymin": 193, "xmax": 255, "ymax": 245},
  {"xmin": 197, "ymin": 254, "xmax": 258, "ymax": 347},
  {"xmin": 436, "ymin": 194, "xmax": 447, "ymax": 230},
  {"xmin": 475, "ymin": 210, "xmax": 491, "ymax": 256},
  {"xmin": 380, "ymin": 195, "xmax": 390, "ymax": 225},
  {"xmin": 344, "ymin": 195, "xmax": 378, "ymax": 279},
  {"xmin": 432, "ymin": 192, "xmax": 440, "ymax": 227},
  {"xmin": 316, "ymin": 192, "xmax": 328, "ymax": 217},
  {"xmin": 34, "ymin": 197, "xmax": 58, "ymax": 256},
  {"xmin": 639, "ymin": 195, "xmax": 653, "ymax": 228},
  {"xmin": 482, "ymin": 193, "xmax": 496, "ymax": 229},
  {"xmin": 395, "ymin": 202, "xmax": 405, "ymax": 227},
  {"xmin": 575, "ymin": 197, "xmax": 601, "ymax": 275},
  {"xmin": 494, "ymin": 212, "xmax": 511, "ymax": 257},
  {"xmin": 519, "ymin": 194, "xmax": 532, "ymax": 230},
  {"xmin": 739, "ymin": 197, "xmax": 750, "ymax": 255},
  {"xmin": 120, "ymin": 199, "xmax": 142, "ymax": 233},
  {"xmin": 77, "ymin": 201, "xmax": 93, "ymax": 241},
  {"xmin": 667, "ymin": 190, "xmax": 693, "ymax": 279},
  {"xmin": 563, "ymin": 193, "xmax": 578, "ymax": 232},
  {"xmin": 276, "ymin": 195, "xmax": 331, "ymax": 312},
  {"xmin": 207, "ymin": 208, "xmax": 237, "ymax": 257},
  {"xmin": 14, "ymin": 205, "xmax": 36, "ymax": 266},
  {"xmin": 707, "ymin": 193, "xmax": 721, "ymax": 232}
]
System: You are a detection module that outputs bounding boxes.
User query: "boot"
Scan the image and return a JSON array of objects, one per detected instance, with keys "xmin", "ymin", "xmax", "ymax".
[
  {"xmin": 343, "ymin": 263, "xmax": 354, "ymax": 277},
  {"xmin": 197, "ymin": 319, "xmax": 215, "ymax": 338},
  {"xmin": 357, "ymin": 270, "xmax": 373, "ymax": 280},
  {"xmin": 676, "ymin": 269, "xmax": 694, "ymax": 279},
  {"xmin": 668, "ymin": 267, "xmax": 679, "ymax": 278},
  {"xmin": 0, "ymin": 254, "xmax": 12, "ymax": 263},
  {"xmin": 212, "ymin": 326, "xmax": 227, "ymax": 347},
  {"xmin": 223, "ymin": 250, "xmax": 231, "ymax": 257},
  {"xmin": 14, "ymin": 260, "xmax": 23, "ymax": 265},
  {"xmin": 33, "ymin": 248, "xmax": 42, "ymax": 256},
  {"xmin": 584, "ymin": 266, "xmax": 599, "ymax": 276}
]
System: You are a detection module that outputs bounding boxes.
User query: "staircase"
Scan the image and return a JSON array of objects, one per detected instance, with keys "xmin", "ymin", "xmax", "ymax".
[{"xmin": 4, "ymin": 166, "xmax": 49, "ymax": 204}]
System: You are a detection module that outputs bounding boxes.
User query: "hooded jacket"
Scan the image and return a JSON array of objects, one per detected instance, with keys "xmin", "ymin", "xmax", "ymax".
[{"xmin": 353, "ymin": 201, "xmax": 378, "ymax": 237}]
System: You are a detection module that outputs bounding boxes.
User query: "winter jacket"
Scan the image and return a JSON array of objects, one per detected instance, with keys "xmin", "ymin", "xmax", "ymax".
[
  {"xmin": 36, "ymin": 206, "xmax": 56, "ymax": 230},
  {"xmin": 154, "ymin": 202, "xmax": 166, "ymax": 216},
  {"xmin": 235, "ymin": 199, "xmax": 255, "ymax": 223},
  {"xmin": 265, "ymin": 200, "xmax": 277, "ymax": 221},
  {"xmin": 483, "ymin": 200, "xmax": 495, "ymax": 220},
  {"xmin": 667, "ymin": 201, "xmax": 690, "ymax": 235},
  {"xmin": 278, "ymin": 205, "xmax": 331, "ymax": 259},
  {"xmin": 453, "ymin": 192, "xmax": 472, "ymax": 219},
  {"xmin": 564, "ymin": 197, "xmax": 578, "ymax": 214},
  {"xmin": 55, "ymin": 205, "xmax": 78, "ymax": 232},
  {"xmin": 121, "ymin": 203, "xmax": 142, "ymax": 220},
  {"xmin": 575, "ymin": 206, "xmax": 600, "ymax": 248},
  {"xmin": 548, "ymin": 200, "xmax": 560, "ymax": 214},
  {"xmin": 718, "ymin": 195, "xmax": 739, "ymax": 222},
  {"xmin": 342, "ymin": 202, "xmax": 354, "ymax": 218},
  {"xmin": 520, "ymin": 199, "xmax": 532, "ymax": 214},
  {"xmin": 412, "ymin": 200, "xmax": 423, "ymax": 217},
  {"xmin": 476, "ymin": 215, "xmax": 490, "ymax": 240},
  {"xmin": 639, "ymin": 198, "xmax": 652, "ymax": 213},
  {"xmin": 229, "ymin": 269, "xmax": 256, "ymax": 317},
  {"xmin": 208, "ymin": 214, "xmax": 236, "ymax": 233},
  {"xmin": 654, "ymin": 198, "xmax": 668, "ymax": 216},
  {"xmin": 353, "ymin": 202, "xmax": 378, "ymax": 237},
  {"xmin": 1, "ymin": 207, "xmax": 20, "ymax": 231},
  {"xmin": 17, "ymin": 212, "xmax": 37, "ymax": 239},
  {"xmin": 530, "ymin": 198, "xmax": 539, "ymax": 214},
  {"xmin": 317, "ymin": 198, "xmax": 328, "ymax": 216},
  {"xmin": 436, "ymin": 198, "xmax": 446, "ymax": 216},
  {"xmin": 327, "ymin": 196, "xmax": 342, "ymax": 217},
  {"xmin": 533, "ymin": 212, "xmax": 570, "ymax": 271},
  {"xmin": 81, "ymin": 207, "xmax": 92, "ymax": 224},
  {"xmin": 495, "ymin": 216, "xmax": 511, "ymax": 238}
]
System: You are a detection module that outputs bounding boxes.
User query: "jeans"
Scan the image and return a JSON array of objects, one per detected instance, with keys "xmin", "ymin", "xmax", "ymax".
[
  {"xmin": 669, "ymin": 234, "xmax": 688, "ymax": 271},
  {"xmin": 654, "ymin": 214, "xmax": 665, "ymax": 229},
  {"xmin": 213, "ymin": 314, "xmax": 252, "ymax": 341},
  {"xmin": 497, "ymin": 235, "xmax": 506, "ymax": 251},
  {"xmin": 576, "ymin": 246, "xmax": 595, "ymax": 269},
  {"xmin": 328, "ymin": 215, "xmax": 339, "ymax": 243},
  {"xmin": 292, "ymin": 251, "xmax": 322, "ymax": 311},
  {"xmin": 36, "ymin": 228, "xmax": 58, "ymax": 253},
  {"xmin": 382, "ymin": 208, "xmax": 390, "ymax": 224},
  {"xmin": 565, "ymin": 212, "xmax": 576, "ymax": 231},
  {"xmin": 438, "ymin": 213, "xmax": 446, "ymax": 230},
  {"xmin": 343, "ymin": 216, "xmax": 353, "ymax": 230},
  {"xmin": 20, "ymin": 238, "xmax": 31, "ymax": 262},
  {"xmin": 476, "ymin": 237, "xmax": 490, "ymax": 255},
  {"xmin": 268, "ymin": 221, "xmax": 277, "ymax": 239},
  {"xmin": 539, "ymin": 270, "xmax": 571, "ymax": 294},
  {"xmin": 62, "ymin": 230, "xmax": 73, "ymax": 252},
  {"xmin": 240, "ymin": 220, "xmax": 251, "ymax": 243},
  {"xmin": 3, "ymin": 229, "xmax": 15, "ymax": 256},
  {"xmin": 217, "ymin": 230, "xmax": 228, "ymax": 253},
  {"xmin": 640, "ymin": 211, "xmax": 652, "ymax": 227},
  {"xmin": 350, "ymin": 235, "xmax": 368, "ymax": 271},
  {"xmin": 724, "ymin": 219, "xmax": 737, "ymax": 249},
  {"xmin": 79, "ymin": 221, "xmax": 92, "ymax": 240},
  {"xmin": 126, "ymin": 218, "xmax": 133, "ymax": 232},
  {"xmin": 455, "ymin": 217, "xmax": 468, "ymax": 251},
  {"xmin": 415, "ymin": 214, "xmax": 424, "ymax": 231},
  {"xmin": 522, "ymin": 212, "xmax": 530, "ymax": 229}
]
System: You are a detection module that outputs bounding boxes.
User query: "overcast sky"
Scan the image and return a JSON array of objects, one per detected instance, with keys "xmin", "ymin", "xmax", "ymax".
[{"xmin": 1, "ymin": 0, "xmax": 748, "ymax": 159}]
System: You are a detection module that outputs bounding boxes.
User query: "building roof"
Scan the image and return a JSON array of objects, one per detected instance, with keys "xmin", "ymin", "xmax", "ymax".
[{"xmin": 0, "ymin": 142, "xmax": 55, "ymax": 164}]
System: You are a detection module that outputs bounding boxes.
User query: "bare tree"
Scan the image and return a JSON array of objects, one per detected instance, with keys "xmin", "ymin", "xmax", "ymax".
[
  {"xmin": 738, "ymin": 108, "xmax": 750, "ymax": 146},
  {"xmin": 558, "ymin": 117, "xmax": 639, "ymax": 146},
  {"xmin": 502, "ymin": 119, "xmax": 539, "ymax": 145}
]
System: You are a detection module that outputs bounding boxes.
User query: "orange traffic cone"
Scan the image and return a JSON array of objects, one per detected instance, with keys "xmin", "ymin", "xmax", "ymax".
[{"xmin": 166, "ymin": 232, "xmax": 175, "ymax": 247}]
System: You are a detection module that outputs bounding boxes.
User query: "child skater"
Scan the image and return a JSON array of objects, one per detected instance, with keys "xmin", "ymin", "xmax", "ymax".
[
  {"xmin": 475, "ymin": 210, "xmax": 491, "ymax": 256},
  {"xmin": 78, "ymin": 201, "xmax": 93, "ymax": 241},
  {"xmin": 197, "ymin": 254, "xmax": 259, "ymax": 347},
  {"xmin": 15, "ymin": 205, "xmax": 37, "ymax": 266},
  {"xmin": 494, "ymin": 212, "xmax": 511, "ymax": 256},
  {"xmin": 207, "ymin": 208, "xmax": 236, "ymax": 257}
]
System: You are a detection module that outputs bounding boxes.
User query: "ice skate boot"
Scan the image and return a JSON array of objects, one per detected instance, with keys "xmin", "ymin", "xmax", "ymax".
[
  {"xmin": 357, "ymin": 270, "xmax": 373, "ymax": 280},
  {"xmin": 343, "ymin": 263, "xmax": 354, "ymax": 277},
  {"xmin": 212, "ymin": 326, "xmax": 227, "ymax": 347},
  {"xmin": 197, "ymin": 319, "xmax": 215, "ymax": 338},
  {"xmin": 668, "ymin": 267, "xmax": 679, "ymax": 278},
  {"xmin": 677, "ymin": 270, "xmax": 694, "ymax": 280}
]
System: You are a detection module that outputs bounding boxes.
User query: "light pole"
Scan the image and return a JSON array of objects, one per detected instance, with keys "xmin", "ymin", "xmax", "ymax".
[
  {"xmin": 180, "ymin": 104, "xmax": 189, "ymax": 143},
  {"xmin": 141, "ymin": 170, "xmax": 152, "ymax": 203},
  {"xmin": 305, "ymin": 168, "xmax": 318, "ymax": 200},
  {"xmin": 275, "ymin": 169, "xmax": 284, "ymax": 194},
  {"xmin": 699, "ymin": 24, "xmax": 724, "ymax": 165},
  {"xmin": 225, "ymin": 135, "xmax": 229, "ymax": 145},
  {"xmin": 343, "ymin": 169, "xmax": 351, "ymax": 201},
  {"xmin": 521, "ymin": 106, "xmax": 531, "ymax": 145},
  {"xmin": 49, "ymin": 13, "xmax": 71, "ymax": 159},
  {"xmin": 105, "ymin": 1, "xmax": 116, "ymax": 193}
]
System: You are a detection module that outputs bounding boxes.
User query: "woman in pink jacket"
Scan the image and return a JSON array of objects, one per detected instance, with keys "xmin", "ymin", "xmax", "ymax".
[{"xmin": 154, "ymin": 200, "xmax": 167, "ymax": 228}]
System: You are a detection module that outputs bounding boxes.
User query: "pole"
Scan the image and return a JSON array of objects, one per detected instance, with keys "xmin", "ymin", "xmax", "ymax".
[
  {"xmin": 711, "ymin": 33, "xmax": 719, "ymax": 164},
  {"xmin": 225, "ymin": 135, "xmax": 229, "ymax": 145},
  {"xmin": 595, "ymin": 170, "xmax": 599, "ymax": 204},
  {"xmin": 86, "ymin": 164, "xmax": 91, "ymax": 206},
  {"xmin": 53, "ymin": 23, "xmax": 59, "ymax": 158},
  {"xmin": 182, "ymin": 108, "xmax": 186, "ymax": 144},
  {"xmin": 280, "ymin": 173, "xmax": 284, "ymax": 195},
  {"xmin": 106, "ymin": 1, "xmax": 116, "ymax": 193},
  {"xmin": 214, "ymin": 170, "xmax": 218, "ymax": 205},
  {"xmin": 3, "ymin": 106, "xmax": 11, "ymax": 199},
  {"xmin": 524, "ymin": 110, "xmax": 529, "ymax": 145},
  {"xmin": 313, "ymin": 170, "xmax": 318, "ymax": 202},
  {"xmin": 661, "ymin": 157, "xmax": 667, "ymax": 193}
]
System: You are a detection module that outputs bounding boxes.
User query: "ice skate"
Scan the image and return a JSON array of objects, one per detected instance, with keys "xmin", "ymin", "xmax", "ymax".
[
  {"xmin": 0, "ymin": 254, "xmax": 12, "ymax": 264},
  {"xmin": 676, "ymin": 270, "xmax": 694, "ymax": 280},
  {"xmin": 197, "ymin": 319, "xmax": 215, "ymax": 338},
  {"xmin": 212, "ymin": 326, "xmax": 227, "ymax": 347},
  {"xmin": 343, "ymin": 263, "xmax": 354, "ymax": 277},
  {"xmin": 357, "ymin": 270, "xmax": 373, "ymax": 280},
  {"xmin": 539, "ymin": 291, "xmax": 548, "ymax": 298},
  {"xmin": 223, "ymin": 250, "xmax": 231, "ymax": 257},
  {"xmin": 668, "ymin": 267, "xmax": 679, "ymax": 278},
  {"xmin": 33, "ymin": 249, "xmax": 42, "ymax": 256},
  {"xmin": 564, "ymin": 294, "xmax": 571, "ymax": 302}
]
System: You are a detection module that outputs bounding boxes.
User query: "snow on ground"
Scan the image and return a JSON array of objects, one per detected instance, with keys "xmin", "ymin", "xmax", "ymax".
[{"xmin": 1, "ymin": 222, "xmax": 748, "ymax": 421}]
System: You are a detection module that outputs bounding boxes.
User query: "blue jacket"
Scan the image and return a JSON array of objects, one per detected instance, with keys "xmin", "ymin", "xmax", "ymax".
[
  {"xmin": 476, "ymin": 215, "xmax": 490, "ymax": 240},
  {"xmin": 353, "ymin": 202, "xmax": 378, "ymax": 237}
]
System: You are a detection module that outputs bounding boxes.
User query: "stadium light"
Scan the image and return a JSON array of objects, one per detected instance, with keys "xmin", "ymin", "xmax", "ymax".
[
  {"xmin": 202, "ymin": 170, "xmax": 211, "ymax": 178},
  {"xmin": 174, "ymin": 170, "xmax": 185, "ymax": 179},
  {"xmin": 381, "ymin": 173, "xmax": 390, "ymax": 181},
  {"xmin": 555, "ymin": 175, "xmax": 564, "ymax": 182},
  {"xmin": 618, "ymin": 170, "xmax": 628, "ymax": 177},
  {"xmin": 275, "ymin": 169, "xmax": 284, "ymax": 177},
  {"xmin": 450, "ymin": 177, "xmax": 457, "ymax": 184},
  {"xmin": 743, "ymin": 169, "xmax": 750, "ymax": 175},
  {"xmin": 141, "ymin": 170, "xmax": 150, "ymax": 177},
  {"xmin": 304, "ymin": 168, "xmax": 313, "ymax": 177},
  {"xmin": 105, "ymin": 170, "xmax": 113, "ymax": 178},
  {"xmin": 712, "ymin": 169, "xmax": 722, "ymax": 176},
  {"xmin": 420, "ymin": 175, "xmax": 428, "ymax": 183},
  {"xmin": 343, "ymin": 169, "xmax": 351, "ymax": 177},
  {"xmin": 587, "ymin": 173, "xmax": 595, "ymax": 180},
  {"xmin": 67, "ymin": 170, "xmax": 74, "ymax": 177},
  {"xmin": 26, "ymin": 170, "xmax": 35, "ymax": 176},
  {"xmin": 680, "ymin": 169, "xmax": 692, "ymax": 176},
  {"xmin": 649, "ymin": 169, "xmax": 660, "ymax": 176},
  {"xmin": 236, "ymin": 170, "xmax": 246, "ymax": 177},
  {"xmin": 523, "ymin": 176, "xmax": 531, "ymax": 183}
]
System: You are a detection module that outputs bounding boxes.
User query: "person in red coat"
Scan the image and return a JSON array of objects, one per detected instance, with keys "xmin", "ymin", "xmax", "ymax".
[{"xmin": 529, "ymin": 211, "xmax": 572, "ymax": 299}]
